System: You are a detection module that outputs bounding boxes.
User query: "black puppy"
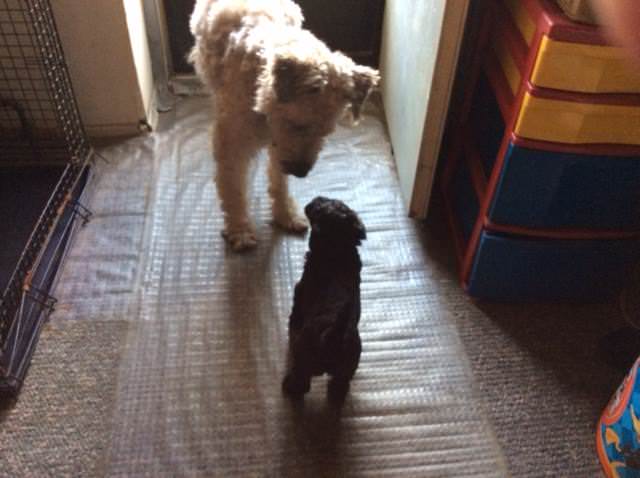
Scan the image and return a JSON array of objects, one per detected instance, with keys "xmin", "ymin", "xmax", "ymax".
[{"xmin": 282, "ymin": 196, "xmax": 366, "ymax": 402}]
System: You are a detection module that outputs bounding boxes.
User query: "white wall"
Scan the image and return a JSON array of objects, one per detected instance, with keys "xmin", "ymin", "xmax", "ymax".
[
  {"xmin": 123, "ymin": 0, "xmax": 155, "ymax": 123},
  {"xmin": 52, "ymin": 0, "xmax": 155, "ymax": 137},
  {"xmin": 380, "ymin": 0, "xmax": 469, "ymax": 217}
]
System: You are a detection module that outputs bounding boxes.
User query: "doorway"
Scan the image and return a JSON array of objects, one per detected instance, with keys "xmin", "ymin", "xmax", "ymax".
[{"xmin": 153, "ymin": 0, "xmax": 385, "ymax": 83}]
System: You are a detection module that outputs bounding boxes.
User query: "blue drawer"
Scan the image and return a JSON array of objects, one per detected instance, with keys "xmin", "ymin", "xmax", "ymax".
[
  {"xmin": 467, "ymin": 231, "xmax": 640, "ymax": 301},
  {"xmin": 488, "ymin": 144, "xmax": 640, "ymax": 230}
]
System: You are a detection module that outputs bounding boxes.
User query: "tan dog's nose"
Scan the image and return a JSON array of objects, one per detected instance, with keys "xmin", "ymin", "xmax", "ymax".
[{"xmin": 281, "ymin": 161, "xmax": 311, "ymax": 178}]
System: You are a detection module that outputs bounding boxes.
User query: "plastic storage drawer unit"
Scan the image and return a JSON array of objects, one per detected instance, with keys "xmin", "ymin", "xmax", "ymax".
[
  {"xmin": 443, "ymin": 151, "xmax": 640, "ymax": 301},
  {"xmin": 502, "ymin": 0, "xmax": 640, "ymax": 94}
]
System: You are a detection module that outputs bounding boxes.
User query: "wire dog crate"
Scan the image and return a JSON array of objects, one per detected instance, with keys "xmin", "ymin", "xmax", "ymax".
[{"xmin": 0, "ymin": 0, "xmax": 93, "ymax": 395}]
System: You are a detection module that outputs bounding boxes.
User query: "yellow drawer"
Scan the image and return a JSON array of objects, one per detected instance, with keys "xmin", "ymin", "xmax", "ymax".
[
  {"xmin": 502, "ymin": 0, "xmax": 640, "ymax": 94},
  {"xmin": 514, "ymin": 94, "xmax": 640, "ymax": 145},
  {"xmin": 531, "ymin": 36, "xmax": 640, "ymax": 94}
]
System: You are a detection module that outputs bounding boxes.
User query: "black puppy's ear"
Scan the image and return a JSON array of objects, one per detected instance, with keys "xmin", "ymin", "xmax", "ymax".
[
  {"xmin": 304, "ymin": 196, "xmax": 329, "ymax": 223},
  {"xmin": 352, "ymin": 215, "xmax": 366, "ymax": 245}
]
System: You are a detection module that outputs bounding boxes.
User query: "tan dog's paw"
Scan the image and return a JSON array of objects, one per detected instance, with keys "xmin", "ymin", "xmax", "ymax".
[
  {"xmin": 273, "ymin": 211, "xmax": 309, "ymax": 234},
  {"xmin": 221, "ymin": 228, "xmax": 257, "ymax": 251}
]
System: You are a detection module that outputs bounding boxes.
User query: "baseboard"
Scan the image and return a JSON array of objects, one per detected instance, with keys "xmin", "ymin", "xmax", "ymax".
[{"xmin": 86, "ymin": 123, "xmax": 145, "ymax": 139}]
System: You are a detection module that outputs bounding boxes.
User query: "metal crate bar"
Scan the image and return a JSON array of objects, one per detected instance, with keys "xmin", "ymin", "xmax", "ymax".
[{"xmin": 0, "ymin": 0, "xmax": 93, "ymax": 394}]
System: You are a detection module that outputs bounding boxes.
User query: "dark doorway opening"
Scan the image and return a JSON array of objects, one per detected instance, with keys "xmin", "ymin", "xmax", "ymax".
[{"xmin": 161, "ymin": 0, "xmax": 385, "ymax": 76}]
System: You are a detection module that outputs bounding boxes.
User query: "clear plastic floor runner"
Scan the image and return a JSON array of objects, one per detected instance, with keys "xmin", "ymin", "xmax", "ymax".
[{"xmin": 52, "ymin": 97, "xmax": 507, "ymax": 476}]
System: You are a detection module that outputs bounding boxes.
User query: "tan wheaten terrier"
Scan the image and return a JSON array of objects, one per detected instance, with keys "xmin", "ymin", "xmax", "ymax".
[{"xmin": 189, "ymin": 0, "xmax": 379, "ymax": 251}]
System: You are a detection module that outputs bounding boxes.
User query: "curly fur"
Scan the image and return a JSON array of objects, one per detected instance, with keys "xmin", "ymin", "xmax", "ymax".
[
  {"xmin": 282, "ymin": 197, "xmax": 366, "ymax": 402},
  {"xmin": 189, "ymin": 0, "xmax": 379, "ymax": 251}
]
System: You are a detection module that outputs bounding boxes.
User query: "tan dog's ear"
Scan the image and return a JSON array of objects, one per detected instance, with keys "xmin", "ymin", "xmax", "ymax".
[
  {"xmin": 347, "ymin": 66, "xmax": 380, "ymax": 122},
  {"xmin": 273, "ymin": 56, "xmax": 327, "ymax": 103},
  {"xmin": 254, "ymin": 56, "xmax": 302, "ymax": 113},
  {"xmin": 273, "ymin": 57, "xmax": 300, "ymax": 103}
]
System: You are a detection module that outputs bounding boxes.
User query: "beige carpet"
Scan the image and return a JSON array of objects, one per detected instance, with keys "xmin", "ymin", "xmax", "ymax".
[
  {"xmin": 0, "ymin": 320, "xmax": 127, "ymax": 478},
  {"xmin": 420, "ymin": 203, "xmax": 627, "ymax": 476}
]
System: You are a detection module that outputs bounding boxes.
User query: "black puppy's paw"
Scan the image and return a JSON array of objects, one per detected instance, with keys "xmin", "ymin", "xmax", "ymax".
[{"xmin": 282, "ymin": 373, "xmax": 310, "ymax": 397}]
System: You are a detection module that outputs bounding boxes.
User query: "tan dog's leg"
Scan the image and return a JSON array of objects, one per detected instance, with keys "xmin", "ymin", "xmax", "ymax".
[
  {"xmin": 268, "ymin": 148, "xmax": 308, "ymax": 233},
  {"xmin": 213, "ymin": 121, "xmax": 259, "ymax": 251}
]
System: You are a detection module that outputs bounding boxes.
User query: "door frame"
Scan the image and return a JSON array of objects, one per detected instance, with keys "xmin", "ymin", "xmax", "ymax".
[
  {"xmin": 142, "ymin": 0, "xmax": 202, "ymax": 100},
  {"xmin": 392, "ymin": 0, "xmax": 471, "ymax": 219},
  {"xmin": 411, "ymin": 0, "xmax": 471, "ymax": 218}
]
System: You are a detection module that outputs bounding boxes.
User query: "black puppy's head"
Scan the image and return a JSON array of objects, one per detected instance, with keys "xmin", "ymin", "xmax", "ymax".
[{"xmin": 304, "ymin": 196, "xmax": 366, "ymax": 247}]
